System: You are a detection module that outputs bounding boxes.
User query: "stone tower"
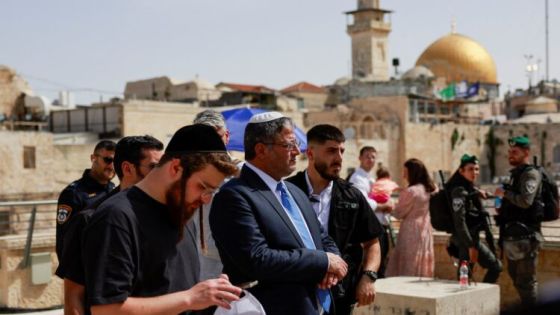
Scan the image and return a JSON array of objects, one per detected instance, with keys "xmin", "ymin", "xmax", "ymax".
[{"xmin": 346, "ymin": 0, "xmax": 392, "ymax": 81}]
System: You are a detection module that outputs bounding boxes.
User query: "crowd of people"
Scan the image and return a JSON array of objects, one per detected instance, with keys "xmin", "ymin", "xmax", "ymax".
[{"xmin": 54, "ymin": 109, "xmax": 551, "ymax": 315}]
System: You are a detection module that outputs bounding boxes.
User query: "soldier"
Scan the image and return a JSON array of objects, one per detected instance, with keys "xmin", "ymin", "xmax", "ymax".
[
  {"xmin": 447, "ymin": 154, "xmax": 502, "ymax": 283},
  {"xmin": 495, "ymin": 136, "xmax": 544, "ymax": 306},
  {"xmin": 55, "ymin": 140, "xmax": 116, "ymax": 261}
]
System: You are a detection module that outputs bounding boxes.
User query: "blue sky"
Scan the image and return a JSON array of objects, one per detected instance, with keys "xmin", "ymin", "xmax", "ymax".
[{"xmin": 1, "ymin": 0, "xmax": 557, "ymax": 104}]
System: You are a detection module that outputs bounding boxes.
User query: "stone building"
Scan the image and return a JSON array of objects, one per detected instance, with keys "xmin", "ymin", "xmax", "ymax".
[
  {"xmin": 280, "ymin": 81, "xmax": 327, "ymax": 111},
  {"xmin": 0, "ymin": 65, "xmax": 32, "ymax": 121},
  {"xmin": 123, "ymin": 76, "xmax": 221, "ymax": 104},
  {"xmin": 346, "ymin": 0, "xmax": 392, "ymax": 81}
]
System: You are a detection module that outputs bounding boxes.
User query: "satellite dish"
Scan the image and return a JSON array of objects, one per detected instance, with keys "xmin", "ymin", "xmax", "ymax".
[{"xmin": 343, "ymin": 127, "xmax": 356, "ymax": 140}]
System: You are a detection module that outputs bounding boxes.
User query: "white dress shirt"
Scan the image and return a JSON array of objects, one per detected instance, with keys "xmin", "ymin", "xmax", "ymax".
[
  {"xmin": 304, "ymin": 171, "xmax": 333, "ymax": 233},
  {"xmin": 245, "ymin": 162, "xmax": 313, "ymax": 238},
  {"xmin": 348, "ymin": 167, "xmax": 390, "ymax": 225}
]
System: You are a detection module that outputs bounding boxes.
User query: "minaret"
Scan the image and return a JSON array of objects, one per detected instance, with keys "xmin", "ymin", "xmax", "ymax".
[{"xmin": 346, "ymin": 0, "xmax": 392, "ymax": 81}]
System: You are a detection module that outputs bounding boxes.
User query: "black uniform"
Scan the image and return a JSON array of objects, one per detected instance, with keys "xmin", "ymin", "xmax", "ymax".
[
  {"xmin": 82, "ymin": 187, "xmax": 200, "ymax": 315},
  {"xmin": 287, "ymin": 171, "xmax": 384, "ymax": 315},
  {"xmin": 55, "ymin": 186, "xmax": 120, "ymax": 281},
  {"xmin": 56, "ymin": 169, "xmax": 114, "ymax": 261},
  {"xmin": 446, "ymin": 171, "xmax": 502, "ymax": 283},
  {"xmin": 497, "ymin": 164, "xmax": 543, "ymax": 305}
]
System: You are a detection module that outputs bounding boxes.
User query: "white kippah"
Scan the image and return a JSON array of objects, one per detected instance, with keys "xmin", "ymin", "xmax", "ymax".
[{"xmin": 248, "ymin": 111, "xmax": 285, "ymax": 124}]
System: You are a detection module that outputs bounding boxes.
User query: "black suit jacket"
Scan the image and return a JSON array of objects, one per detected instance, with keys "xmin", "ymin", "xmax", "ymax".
[{"xmin": 210, "ymin": 165, "xmax": 340, "ymax": 315}]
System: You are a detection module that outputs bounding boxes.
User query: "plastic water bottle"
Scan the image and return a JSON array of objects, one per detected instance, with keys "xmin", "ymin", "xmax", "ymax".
[
  {"xmin": 459, "ymin": 261, "xmax": 469, "ymax": 289},
  {"xmin": 494, "ymin": 196, "xmax": 502, "ymax": 209}
]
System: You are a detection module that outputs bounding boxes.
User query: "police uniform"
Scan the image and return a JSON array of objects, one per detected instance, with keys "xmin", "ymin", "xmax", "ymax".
[
  {"xmin": 447, "ymin": 171, "xmax": 502, "ymax": 283},
  {"xmin": 56, "ymin": 169, "xmax": 115, "ymax": 261},
  {"xmin": 287, "ymin": 171, "xmax": 384, "ymax": 315},
  {"xmin": 499, "ymin": 163, "xmax": 543, "ymax": 305}
]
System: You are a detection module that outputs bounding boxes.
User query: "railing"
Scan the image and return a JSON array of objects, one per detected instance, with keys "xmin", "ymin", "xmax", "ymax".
[
  {"xmin": 0, "ymin": 120, "xmax": 49, "ymax": 131},
  {"xmin": 388, "ymin": 194, "xmax": 560, "ymax": 242},
  {"xmin": 0, "ymin": 200, "xmax": 57, "ymax": 268}
]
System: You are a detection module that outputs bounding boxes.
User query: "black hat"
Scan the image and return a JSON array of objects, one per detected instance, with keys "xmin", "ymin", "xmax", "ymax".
[{"xmin": 165, "ymin": 124, "xmax": 227, "ymax": 155}]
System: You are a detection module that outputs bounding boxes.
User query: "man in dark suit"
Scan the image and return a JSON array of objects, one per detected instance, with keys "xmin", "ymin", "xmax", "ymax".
[
  {"xmin": 287, "ymin": 124, "xmax": 383, "ymax": 315},
  {"xmin": 210, "ymin": 112, "xmax": 348, "ymax": 315}
]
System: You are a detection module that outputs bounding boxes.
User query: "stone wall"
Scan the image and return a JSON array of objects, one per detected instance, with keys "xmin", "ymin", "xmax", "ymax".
[
  {"xmin": 0, "ymin": 66, "xmax": 30, "ymax": 119},
  {"xmin": 491, "ymin": 123, "xmax": 560, "ymax": 177},
  {"xmin": 405, "ymin": 123, "xmax": 491, "ymax": 184},
  {"xmin": 0, "ymin": 234, "xmax": 62, "ymax": 309},
  {"xmin": 122, "ymin": 100, "xmax": 202, "ymax": 145},
  {"xmin": 0, "ymin": 131, "xmax": 58, "ymax": 198}
]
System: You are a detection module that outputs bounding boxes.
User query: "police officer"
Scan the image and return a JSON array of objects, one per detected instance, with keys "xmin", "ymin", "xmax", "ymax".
[
  {"xmin": 495, "ymin": 136, "xmax": 544, "ymax": 306},
  {"xmin": 287, "ymin": 124, "xmax": 383, "ymax": 315},
  {"xmin": 447, "ymin": 154, "xmax": 502, "ymax": 283},
  {"xmin": 55, "ymin": 140, "xmax": 116, "ymax": 261}
]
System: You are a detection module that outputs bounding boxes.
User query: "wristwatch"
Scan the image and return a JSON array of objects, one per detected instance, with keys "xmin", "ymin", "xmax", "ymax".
[{"xmin": 362, "ymin": 270, "xmax": 378, "ymax": 282}]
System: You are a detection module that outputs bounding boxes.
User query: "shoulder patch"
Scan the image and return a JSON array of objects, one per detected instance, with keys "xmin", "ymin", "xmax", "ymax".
[
  {"xmin": 525, "ymin": 180, "xmax": 538, "ymax": 194},
  {"xmin": 57, "ymin": 205, "xmax": 73, "ymax": 224},
  {"xmin": 452, "ymin": 198, "xmax": 464, "ymax": 212}
]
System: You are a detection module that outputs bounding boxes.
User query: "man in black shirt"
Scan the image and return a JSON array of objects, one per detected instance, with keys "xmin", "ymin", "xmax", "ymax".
[
  {"xmin": 82, "ymin": 125, "xmax": 241, "ymax": 315},
  {"xmin": 56, "ymin": 135, "xmax": 164, "ymax": 315},
  {"xmin": 287, "ymin": 124, "xmax": 383, "ymax": 315},
  {"xmin": 56, "ymin": 140, "xmax": 116, "ymax": 261}
]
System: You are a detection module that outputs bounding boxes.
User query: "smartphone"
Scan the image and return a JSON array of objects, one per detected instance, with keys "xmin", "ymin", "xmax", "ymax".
[{"xmin": 238, "ymin": 280, "xmax": 258, "ymax": 289}]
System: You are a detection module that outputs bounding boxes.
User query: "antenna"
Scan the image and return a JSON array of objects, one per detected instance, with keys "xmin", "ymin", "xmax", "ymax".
[
  {"xmin": 545, "ymin": 0, "xmax": 549, "ymax": 81},
  {"xmin": 451, "ymin": 17, "xmax": 457, "ymax": 34}
]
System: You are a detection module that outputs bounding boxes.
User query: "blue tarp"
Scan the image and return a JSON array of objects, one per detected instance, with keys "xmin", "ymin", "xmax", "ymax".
[{"xmin": 221, "ymin": 107, "xmax": 307, "ymax": 152}]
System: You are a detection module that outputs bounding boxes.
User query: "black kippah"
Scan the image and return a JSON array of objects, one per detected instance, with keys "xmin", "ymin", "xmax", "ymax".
[{"xmin": 165, "ymin": 124, "xmax": 226, "ymax": 155}]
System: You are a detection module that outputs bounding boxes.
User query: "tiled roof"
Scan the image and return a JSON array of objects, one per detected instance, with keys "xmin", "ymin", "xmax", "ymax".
[
  {"xmin": 281, "ymin": 82, "xmax": 326, "ymax": 94},
  {"xmin": 218, "ymin": 82, "xmax": 275, "ymax": 94}
]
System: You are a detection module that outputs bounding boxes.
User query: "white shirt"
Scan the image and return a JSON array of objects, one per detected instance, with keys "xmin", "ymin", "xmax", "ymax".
[
  {"xmin": 349, "ymin": 167, "xmax": 390, "ymax": 225},
  {"xmin": 304, "ymin": 171, "xmax": 333, "ymax": 233},
  {"xmin": 245, "ymin": 162, "xmax": 314, "ymax": 240}
]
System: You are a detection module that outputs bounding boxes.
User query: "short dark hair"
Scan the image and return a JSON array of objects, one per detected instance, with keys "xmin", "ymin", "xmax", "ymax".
[
  {"xmin": 244, "ymin": 117, "xmax": 293, "ymax": 161},
  {"xmin": 404, "ymin": 158, "xmax": 435, "ymax": 193},
  {"xmin": 307, "ymin": 124, "xmax": 345, "ymax": 144},
  {"xmin": 94, "ymin": 140, "xmax": 116, "ymax": 153},
  {"xmin": 376, "ymin": 166, "xmax": 390, "ymax": 179},
  {"xmin": 114, "ymin": 135, "xmax": 164, "ymax": 179},
  {"xmin": 359, "ymin": 146, "xmax": 376, "ymax": 157}
]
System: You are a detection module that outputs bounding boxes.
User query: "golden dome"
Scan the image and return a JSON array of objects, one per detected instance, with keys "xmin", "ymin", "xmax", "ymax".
[{"xmin": 415, "ymin": 33, "xmax": 497, "ymax": 84}]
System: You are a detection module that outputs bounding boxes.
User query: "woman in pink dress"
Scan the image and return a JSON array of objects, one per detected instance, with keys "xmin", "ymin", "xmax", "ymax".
[{"xmin": 386, "ymin": 158, "xmax": 436, "ymax": 277}]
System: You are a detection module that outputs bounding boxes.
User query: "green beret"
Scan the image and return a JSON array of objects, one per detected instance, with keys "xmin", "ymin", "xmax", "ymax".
[
  {"xmin": 508, "ymin": 136, "xmax": 530, "ymax": 148},
  {"xmin": 460, "ymin": 154, "xmax": 479, "ymax": 167}
]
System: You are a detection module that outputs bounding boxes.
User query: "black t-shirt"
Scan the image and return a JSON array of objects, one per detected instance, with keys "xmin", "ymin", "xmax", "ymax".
[{"xmin": 82, "ymin": 186, "xmax": 200, "ymax": 314}]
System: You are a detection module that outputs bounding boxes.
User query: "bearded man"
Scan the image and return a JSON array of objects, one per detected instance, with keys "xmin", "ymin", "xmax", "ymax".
[
  {"xmin": 82, "ymin": 124, "xmax": 242, "ymax": 315},
  {"xmin": 287, "ymin": 124, "xmax": 383, "ymax": 315}
]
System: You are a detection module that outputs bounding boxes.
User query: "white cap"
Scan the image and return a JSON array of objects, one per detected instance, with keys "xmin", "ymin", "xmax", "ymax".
[{"xmin": 248, "ymin": 111, "xmax": 285, "ymax": 124}]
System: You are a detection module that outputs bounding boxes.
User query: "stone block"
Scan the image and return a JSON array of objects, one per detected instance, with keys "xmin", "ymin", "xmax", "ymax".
[{"xmin": 354, "ymin": 277, "xmax": 499, "ymax": 315}]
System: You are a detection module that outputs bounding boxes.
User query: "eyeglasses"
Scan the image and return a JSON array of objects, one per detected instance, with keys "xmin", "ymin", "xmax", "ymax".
[
  {"xmin": 96, "ymin": 155, "xmax": 114, "ymax": 164},
  {"xmin": 262, "ymin": 140, "xmax": 301, "ymax": 151},
  {"xmin": 193, "ymin": 175, "xmax": 219, "ymax": 202}
]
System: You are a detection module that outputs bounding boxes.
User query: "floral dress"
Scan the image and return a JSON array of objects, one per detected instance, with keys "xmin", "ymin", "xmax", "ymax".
[{"xmin": 386, "ymin": 184, "xmax": 434, "ymax": 277}]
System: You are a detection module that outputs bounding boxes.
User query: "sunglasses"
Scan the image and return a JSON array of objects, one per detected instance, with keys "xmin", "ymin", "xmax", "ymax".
[{"xmin": 96, "ymin": 155, "xmax": 114, "ymax": 164}]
